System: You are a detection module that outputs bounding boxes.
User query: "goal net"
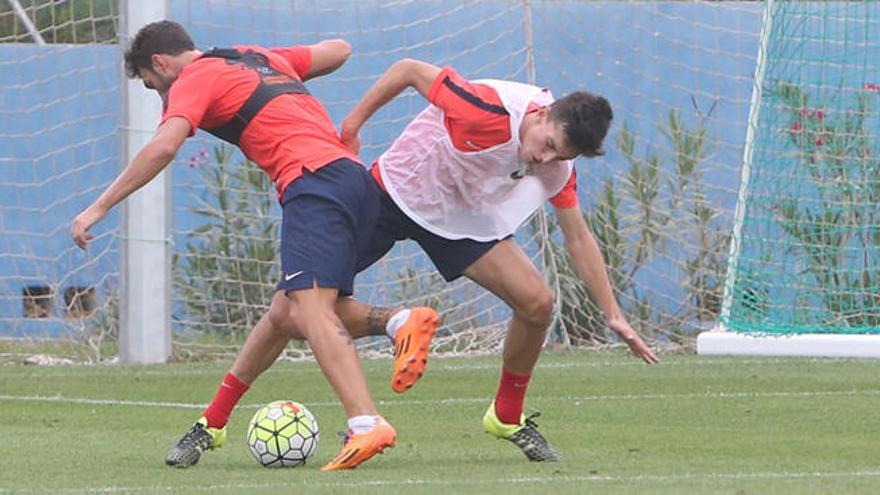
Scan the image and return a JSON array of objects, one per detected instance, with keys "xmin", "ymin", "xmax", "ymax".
[
  {"xmin": 166, "ymin": 1, "xmax": 763, "ymax": 360},
  {"xmin": 13, "ymin": 1, "xmax": 872, "ymax": 362},
  {"xmin": 0, "ymin": 0, "xmax": 120, "ymax": 362},
  {"xmin": 699, "ymin": 0, "xmax": 880, "ymax": 357}
]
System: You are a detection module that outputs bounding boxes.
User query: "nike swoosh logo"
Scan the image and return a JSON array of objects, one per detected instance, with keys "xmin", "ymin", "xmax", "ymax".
[{"xmin": 284, "ymin": 270, "xmax": 304, "ymax": 281}]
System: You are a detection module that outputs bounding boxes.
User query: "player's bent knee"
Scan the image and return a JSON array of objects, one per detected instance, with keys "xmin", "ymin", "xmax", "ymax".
[
  {"xmin": 267, "ymin": 298, "xmax": 296, "ymax": 335},
  {"xmin": 515, "ymin": 289, "xmax": 554, "ymax": 329},
  {"xmin": 286, "ymin": 303, "xmax": 340, "ymax": 339}
]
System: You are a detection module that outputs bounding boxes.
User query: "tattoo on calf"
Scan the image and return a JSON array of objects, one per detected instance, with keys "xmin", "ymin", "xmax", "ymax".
[{"xmin": 368, "ymin": 307, "xmax": 396, "ymax": 335}]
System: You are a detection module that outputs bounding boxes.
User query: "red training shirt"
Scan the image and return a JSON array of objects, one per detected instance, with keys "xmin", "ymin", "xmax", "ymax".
[{"xmin": 160, "ymin": 44, "xmax": 360, "ymax": 200}]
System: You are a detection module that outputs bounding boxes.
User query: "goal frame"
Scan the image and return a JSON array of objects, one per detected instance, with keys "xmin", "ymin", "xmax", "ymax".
[{"xmin": 698, "ymin": 0, "xmax": 880, "ymax": 358}]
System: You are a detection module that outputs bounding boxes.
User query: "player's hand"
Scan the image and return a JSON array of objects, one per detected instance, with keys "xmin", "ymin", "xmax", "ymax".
[
  {"xmin": 70, "ymin": 205, "xmax": 107, "ymax": 250},
  {"xmin": 608, "ymin": 317, "xmax": 659, "ymax": 364},
  {"xmin": 340, "ymin": 119, "xmax": 361, "ymax": 154}
]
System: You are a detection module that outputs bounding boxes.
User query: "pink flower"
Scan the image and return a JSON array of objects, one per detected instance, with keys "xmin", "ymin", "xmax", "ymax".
[
  {"xmin": 813, "ymin": 110, "xmax": 825, "ymax": 121},
  {"xmin": 865, "ymin": 82, "xmax": 880, "ymax": 94},
  {"xmin": 815, "ymin": 139, "xmax": 824, "ymax": 146},
  {"xmin": 790, "ymin": 122, "xmax": 803, "ymax": 132},
  {"xmin": 799, "ymin": 106, "xmax": 809, "ymax": 118}
]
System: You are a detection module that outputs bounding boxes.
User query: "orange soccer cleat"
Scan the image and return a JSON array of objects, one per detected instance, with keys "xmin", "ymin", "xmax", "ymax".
[
  {"xmin": 391, "ymin": 307, "xmax": 440, "ymax": 393},
  {"xmin": 320, "ymin": 417, "xmax": 397, "ymax": 471}
]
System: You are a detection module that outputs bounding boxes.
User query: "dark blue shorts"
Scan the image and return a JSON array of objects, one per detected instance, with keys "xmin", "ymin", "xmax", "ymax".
[
  {"xmin": 277, "ymin": 158, "xmax": 380, "ymax": 296},
  {"xmin": 356, "ymin": 191, "xmax": 500, "ymax": 282}
]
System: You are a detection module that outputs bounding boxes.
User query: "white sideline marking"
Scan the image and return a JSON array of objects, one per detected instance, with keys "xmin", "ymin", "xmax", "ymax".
[
  {"xmin": 4, "ymin": 470, "xmax": 880, "ymax": 493},
  {"xmin": 1, "ymin": 388, "xmax": 879, "ymax": 411},
  {"xmin": 2, "ymin": 356, "xmax": 875, "ymax": 379}
]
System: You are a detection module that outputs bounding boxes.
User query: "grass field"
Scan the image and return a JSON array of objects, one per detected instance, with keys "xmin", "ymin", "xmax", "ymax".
[{"xmin": 2, "ymin": 351, "xmax": 880, "ymax": 494}]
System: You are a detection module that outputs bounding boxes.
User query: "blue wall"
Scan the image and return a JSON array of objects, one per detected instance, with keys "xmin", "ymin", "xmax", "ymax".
[
  {"xmin": 0, "ymin": 2, "xmax": 764, "ymax": 336},
  {"xmin": 0, "ymin": 44, "xmax": 120, "ymax": 336}
]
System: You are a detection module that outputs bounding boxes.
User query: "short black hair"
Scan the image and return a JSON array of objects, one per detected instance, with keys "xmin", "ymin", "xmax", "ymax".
[
  {"xmin": 123, "ymin": 20, "xmax": 195, "ymax": 79},
  {"xmin": 548, "ymin": 91, "xmax": 613, "ymax": 157}
]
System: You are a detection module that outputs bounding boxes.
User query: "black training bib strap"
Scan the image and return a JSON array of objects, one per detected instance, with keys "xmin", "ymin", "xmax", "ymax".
[{"xmin": 201, "ymin": 47, "xmax": 310, "ymax": 145}]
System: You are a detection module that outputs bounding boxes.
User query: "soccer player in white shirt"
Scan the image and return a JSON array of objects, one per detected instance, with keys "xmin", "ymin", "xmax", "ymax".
[{"xmin": 337, "ymin": 59, "xmax": 659, "ymax": 461}]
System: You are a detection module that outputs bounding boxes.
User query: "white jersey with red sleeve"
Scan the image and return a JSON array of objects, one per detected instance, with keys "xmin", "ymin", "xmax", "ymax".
[{"xmin": 377, "ymin": 67, "xmax": 573, "ymax": 241}]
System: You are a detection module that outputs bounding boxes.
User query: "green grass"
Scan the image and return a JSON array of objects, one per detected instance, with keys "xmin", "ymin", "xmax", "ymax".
[{"xmin": 2, "ymin": 352, "xmax": 880, "ymax": 494}]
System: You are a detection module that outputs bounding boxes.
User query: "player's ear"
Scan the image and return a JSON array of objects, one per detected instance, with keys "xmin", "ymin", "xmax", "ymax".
[
  {"xmin": 536, "ymin": 106, "xmax": 551, "ymax": 122},
  {"xmin": 150, "ymin": 53, "xmax": 168, "ymax": 72}
]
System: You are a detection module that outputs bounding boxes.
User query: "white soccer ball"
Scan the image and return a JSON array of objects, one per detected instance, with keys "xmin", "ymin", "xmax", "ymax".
[{"xmin": 246, "ymin": 400, "xmax": 320, "ymax": 467}]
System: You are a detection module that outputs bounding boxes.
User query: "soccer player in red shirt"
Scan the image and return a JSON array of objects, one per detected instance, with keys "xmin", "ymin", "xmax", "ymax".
[
  {"xmin": 335, "ymin": 59, "xmax": 660, "ymax": 461},
  {"xmin": 69, "ymin": 21, "xmax": 432, "ymax": 471}
]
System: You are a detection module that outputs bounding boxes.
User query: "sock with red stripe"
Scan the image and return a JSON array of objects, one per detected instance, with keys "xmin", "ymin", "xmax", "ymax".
[
  {"xmin": 202, "ymin": 372, "xmax": 250, "ymax": 428},
  {"xmin": 493, "ymin": 367, "xmax": 531, "ymax": 425}
]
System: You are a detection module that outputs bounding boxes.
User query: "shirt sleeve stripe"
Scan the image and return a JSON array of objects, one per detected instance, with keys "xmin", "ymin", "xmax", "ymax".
[{"xmin": 442, "ymin": 75, "xmax": 509, "ymax": 116}]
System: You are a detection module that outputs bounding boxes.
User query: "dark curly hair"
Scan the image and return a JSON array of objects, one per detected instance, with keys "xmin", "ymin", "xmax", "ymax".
[
  {"xmin": 123, "ymin": 20, "xmax": 195, "ymax": 79},
  {"xmin": 548, "ymin": 91, "xmax": 613, "ymax": 157}
]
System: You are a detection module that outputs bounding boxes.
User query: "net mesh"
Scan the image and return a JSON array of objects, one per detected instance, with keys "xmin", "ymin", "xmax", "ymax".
[
  {"xmin": 720, "ymin": 1, "xmax": 880, "ymax": 335},
  {"xmin": 9, "ymin": 2, "xmax": 871, "ymax": 362},
  {"xmin": 0, "ymin": 0, "xmax": 119, "ymax": 362}
]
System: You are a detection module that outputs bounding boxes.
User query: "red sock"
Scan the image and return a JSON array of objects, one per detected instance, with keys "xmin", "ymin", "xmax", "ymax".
[
  {"xmin": 202, "ymin": 372, "xmax": 250, "ymax": 428},
  {"xmin": 494, "ymin": 367, "xmax": 531, "ymax": 425}
]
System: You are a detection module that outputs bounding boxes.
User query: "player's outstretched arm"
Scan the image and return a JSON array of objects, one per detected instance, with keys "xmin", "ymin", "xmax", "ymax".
[
  {"xmin": 303, "ymin": 39, "xmax": 352, "ymax": 81},
  {"xmin": 553, "ymin": 205, "xmax": 660, "ymax": 364},
  {"xmin": 70, "ymin": 117, "xmax": 191, "ymax": 250},
  {"xmin": 341, "ymin": 58, "xmax": 441, "ymax": 153}
]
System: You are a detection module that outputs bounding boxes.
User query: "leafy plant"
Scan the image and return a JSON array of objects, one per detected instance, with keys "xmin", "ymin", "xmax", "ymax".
[
  {"xmin": 546, "ymin": 104, "xmax": 730, "ymax": 345},
  {"xmin": 771, "ymin": 81, "xmax": 880, "ymax": 328},
  {"xmin": 174, "ymin": 145, "xmax": 279, "ymax": 337}
]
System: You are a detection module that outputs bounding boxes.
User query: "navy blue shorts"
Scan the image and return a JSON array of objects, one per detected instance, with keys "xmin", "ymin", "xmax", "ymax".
[
  {"xmin": 356, "ymin": 191, "xmax": 500, "ymax": 282},
  {"xmin": 277, "ymin": 158, "xmax": 380, "ymax": 296}
]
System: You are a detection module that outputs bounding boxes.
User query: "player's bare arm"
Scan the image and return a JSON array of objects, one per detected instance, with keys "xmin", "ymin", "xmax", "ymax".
[
  {"xmin": 554, "ymin": 204, "xmax": 659, "ymax": 364},
  {"xmin": 303, "ymin": 39, "xmax": 352, "ymax": 81},
  {"xmin": 341, "ymin": 58, "xmax": 441, "ymax": 153},
  {"xmin": 70, "ymin": 117, "xmax": 191, "ymax": 250}
]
